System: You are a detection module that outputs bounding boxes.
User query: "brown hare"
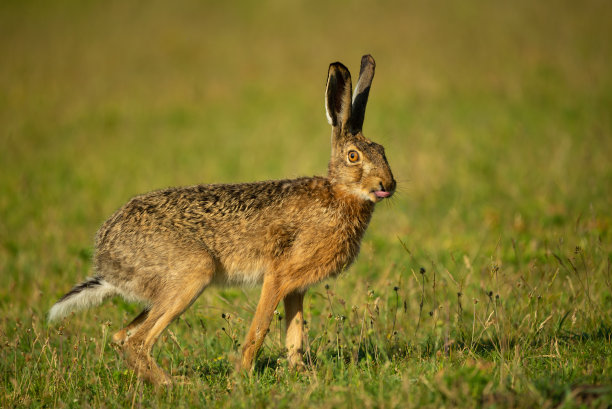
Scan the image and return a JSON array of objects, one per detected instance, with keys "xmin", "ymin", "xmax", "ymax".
[{"xmin": 48, "ymin": 54, "xmax": 395, "ymax": 385}]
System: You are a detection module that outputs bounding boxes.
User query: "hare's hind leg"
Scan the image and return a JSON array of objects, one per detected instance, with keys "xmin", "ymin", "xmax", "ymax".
[
  {"xmin": 119, "ymin": 260, "xmax": 215, "ymax": 385},
  {"xmin": 121, "ymin": 306, "xmax": 176, "ymax": 385},
  {"xmin": 284, "ymin": 291, "xmax": 305, "ymax": 369},
  {"xmin": 112, "ymin": 308, "xmax": 150, "ymax": 346}
]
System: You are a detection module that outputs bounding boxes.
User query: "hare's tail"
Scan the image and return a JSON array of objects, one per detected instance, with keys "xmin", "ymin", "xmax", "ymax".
[{"xmin": 48, "ymin": 277, "xmax": 117, "ymax": 322}]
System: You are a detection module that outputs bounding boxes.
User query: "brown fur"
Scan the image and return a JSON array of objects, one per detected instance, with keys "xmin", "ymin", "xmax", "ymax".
[{"xmin": 49, "ymin": 55, "xmax": 395, "ymax": 385}]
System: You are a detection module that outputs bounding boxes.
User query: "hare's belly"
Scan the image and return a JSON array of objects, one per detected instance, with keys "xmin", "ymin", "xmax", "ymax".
[{"xmin": 211, "ymin": 254, "xmax": 268, "ymax": 287}]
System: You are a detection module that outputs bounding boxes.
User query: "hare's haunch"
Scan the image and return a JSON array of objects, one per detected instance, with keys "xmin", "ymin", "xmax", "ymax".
[{"xmin": 49, "ymin": 55, "xmax": 396, "ymax": 385}]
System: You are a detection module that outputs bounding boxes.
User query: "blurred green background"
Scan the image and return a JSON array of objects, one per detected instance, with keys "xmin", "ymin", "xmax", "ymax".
[
  {"xmin": 2, "ymin": 0, "xmax": 609, "ymax": 292},
  {"xmin": 1, "ymin": 0, "xmax": 611, "ymax": 406}
]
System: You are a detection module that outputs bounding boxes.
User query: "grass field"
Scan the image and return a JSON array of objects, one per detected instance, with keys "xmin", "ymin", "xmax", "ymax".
[{"xmin": 1, "ymin": 0, "xmax": 612, "ymax": 407}]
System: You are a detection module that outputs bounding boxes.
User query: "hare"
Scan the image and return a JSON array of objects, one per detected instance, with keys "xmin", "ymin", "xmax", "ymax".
[{"xmin": 48, "ymin": 54, "xmax": 395, "ymax": 385}]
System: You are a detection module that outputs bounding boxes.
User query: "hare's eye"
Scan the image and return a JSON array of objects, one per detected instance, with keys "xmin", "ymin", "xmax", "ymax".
[{"xmin": 348, "ymin": 150, "xmax": 360, "ymax": 163}]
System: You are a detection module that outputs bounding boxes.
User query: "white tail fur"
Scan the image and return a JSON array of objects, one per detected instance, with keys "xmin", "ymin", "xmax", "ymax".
[{"xmin": 48, "ymin": 277, "xmax": 118, "ymax": 322}]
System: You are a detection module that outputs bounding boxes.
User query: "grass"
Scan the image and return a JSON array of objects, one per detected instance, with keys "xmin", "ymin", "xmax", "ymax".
[{"xmin": 1, "ymin": 0, "xmax": 612, "ymax": 407}]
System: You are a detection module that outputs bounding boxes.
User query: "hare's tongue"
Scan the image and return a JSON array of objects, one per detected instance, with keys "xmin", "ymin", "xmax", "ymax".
[{"xmin": 374, "ymin": 191, "xmax": 391, "ymax": 198}]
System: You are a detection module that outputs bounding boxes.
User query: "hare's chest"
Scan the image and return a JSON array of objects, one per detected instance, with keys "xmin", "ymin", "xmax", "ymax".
[{"xmin": 296, "ymin": 216, "xmax": 371, "ymax": 278}]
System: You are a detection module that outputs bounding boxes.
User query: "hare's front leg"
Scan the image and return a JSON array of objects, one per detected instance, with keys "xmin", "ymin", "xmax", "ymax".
[
  {"xmin": 284, "ymin": 290, "xmax": 305, "ymax": 368},
  {"xmin": 240, "ymin": 276, "xmax": 285, "ymax": 371}
]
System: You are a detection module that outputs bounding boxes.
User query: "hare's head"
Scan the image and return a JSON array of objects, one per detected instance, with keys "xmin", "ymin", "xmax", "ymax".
[{"xmin": 325, "ymin": 55, "xmax": 396, "ymax": 203}]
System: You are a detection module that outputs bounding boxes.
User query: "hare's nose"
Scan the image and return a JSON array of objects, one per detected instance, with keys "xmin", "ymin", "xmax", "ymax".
[{"xmin": 380, "ymin": 180, "xmax": 396, "ymax": 194}]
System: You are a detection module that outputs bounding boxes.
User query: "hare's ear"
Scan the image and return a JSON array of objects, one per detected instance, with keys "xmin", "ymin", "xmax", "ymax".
[
  {"xmin": 325, "ymin": 62, "xmax": 352, "ymax": 131},
  {"xmin": 349, "ymin": 54, "xmax": 376, "ymax": 134}
]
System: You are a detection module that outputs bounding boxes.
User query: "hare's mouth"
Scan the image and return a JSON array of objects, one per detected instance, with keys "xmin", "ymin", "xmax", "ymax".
[
  {"xmin": 369, "ymin": 189, "xmax": 393, "ymax": 202},
  {"xmin": 371, "ymin": 181, "xmax": 394, "ymax": 201},
  {"xmin": 373, "ymin": 190, "xmax": 391, "ymax": 199}
]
